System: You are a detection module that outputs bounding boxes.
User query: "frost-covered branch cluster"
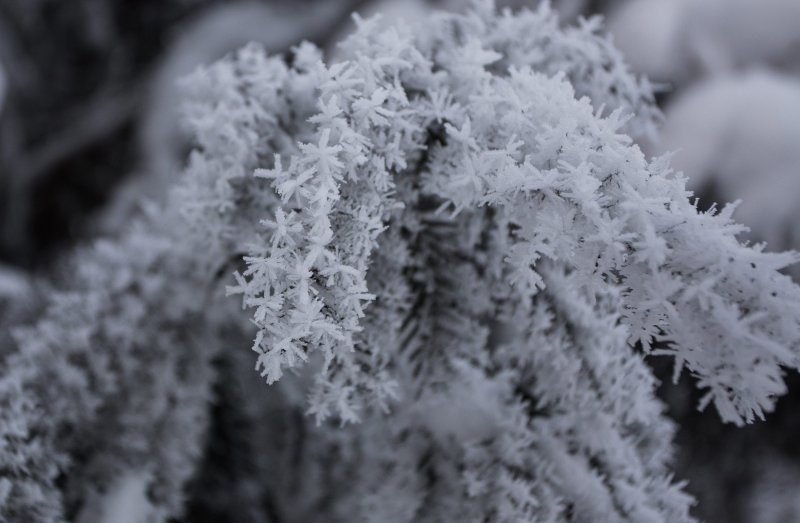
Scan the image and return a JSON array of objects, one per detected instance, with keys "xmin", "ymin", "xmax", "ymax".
[{"xmin": 2, "ymin": 2, "xmax": 800, "ymax": 522}]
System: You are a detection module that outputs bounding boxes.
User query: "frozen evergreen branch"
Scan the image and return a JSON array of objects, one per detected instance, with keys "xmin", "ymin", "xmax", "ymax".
[
  {"xmin": 2, "ymin": 1, "xmax": 800, "ymax": 522},
  {"xmin": 233, "ymin": 0, "xmax": 800, "ymax": 427}
]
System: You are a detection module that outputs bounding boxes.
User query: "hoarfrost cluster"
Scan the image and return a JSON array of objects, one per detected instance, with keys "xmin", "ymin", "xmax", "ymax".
[{"xmin": 2, "ymin": 2, "xmax": 800, "ymax": 522}]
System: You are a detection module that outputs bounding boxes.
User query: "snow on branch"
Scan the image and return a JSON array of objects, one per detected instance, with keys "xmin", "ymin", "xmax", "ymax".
[{"xmin": 2, "ymin": 1, "xmax": 800, "ymax": 521}]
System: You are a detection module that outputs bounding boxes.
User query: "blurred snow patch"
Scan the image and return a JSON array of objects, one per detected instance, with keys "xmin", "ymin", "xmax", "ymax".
[
  {"xmin": 77, "ymin": 471, "xmax": 153, "ymax": 523},
  {"xmin": 0, "ymin": 265, "xmax": 27, "ymax": 299},
  {"xmin": 607, "ymin": 0, "xmax": 683, "ymax": 83},
  {"xmin": 608, "ymin": 0, "xmax": 800, "ymax": 82},
  {"xmin": 410, "ymin": 362, "xmax": 506, "ymax": 445},
  {"xmin": 436, "ymin": 0, "xmax": 588, "ymax": 21},
  {"xmin": 683, "ymin": 0, "xmax": 800, "ymax": 74},
  {"xmin": 356, "ymin": 0, "xmax": 430, "ymax": 24}
]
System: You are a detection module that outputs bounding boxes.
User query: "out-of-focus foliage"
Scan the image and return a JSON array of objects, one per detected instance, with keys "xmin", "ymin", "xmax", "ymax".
[
  {"xmin": 607, "ymin": 0, "xmax": 800, "ymax": 84},
  {"xmin": 0, "ymin": 0, "xmax": 359, "ymax": 268}
]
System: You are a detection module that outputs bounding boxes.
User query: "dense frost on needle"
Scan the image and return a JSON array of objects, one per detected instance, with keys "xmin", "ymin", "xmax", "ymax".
[{"xmin": 2, "ymin": 1, "xmax": 800, "ymax": 522}]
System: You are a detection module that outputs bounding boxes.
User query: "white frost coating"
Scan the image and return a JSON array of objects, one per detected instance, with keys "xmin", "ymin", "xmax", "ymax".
[
  {"xmin": 4, "ymin": 2, "xmax": 800, "ymax": 522},
  {"xmin": 238, "ymin": 6, "xmax": 800, "ymax": 428},
  {"xmin": 230, "ymin": 1, "xmax": 665, "ymax": 424}
]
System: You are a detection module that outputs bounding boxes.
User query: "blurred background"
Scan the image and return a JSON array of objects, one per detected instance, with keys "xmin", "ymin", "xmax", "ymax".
[{"xmin": 0, "ymin": 1, "xmax": 798, "ymax": 521}]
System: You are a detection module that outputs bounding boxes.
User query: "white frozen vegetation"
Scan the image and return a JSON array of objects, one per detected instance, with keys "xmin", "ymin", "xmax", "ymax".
[{"xmin": 1, "ymin": 2, "xmax": 799, "ymax": 522}]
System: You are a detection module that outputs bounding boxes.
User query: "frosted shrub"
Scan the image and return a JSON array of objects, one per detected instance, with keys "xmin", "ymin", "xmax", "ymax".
[{"xmin": 2, "ymin": 2, "xmax": 800, "ymax": 522}]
